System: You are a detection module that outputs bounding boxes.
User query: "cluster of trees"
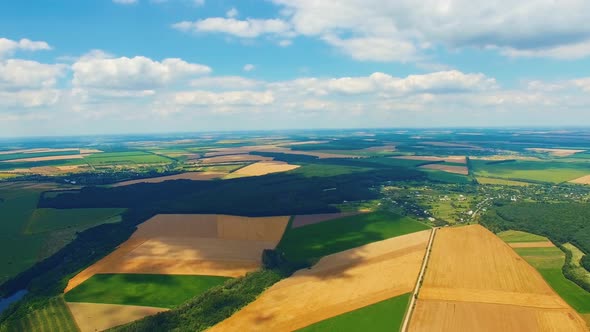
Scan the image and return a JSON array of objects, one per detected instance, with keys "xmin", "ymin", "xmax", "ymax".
[
  {"xmin": 113, "ymin": 268, "xmax": 289, "ymax": 332},
  {"xmin": 481, "ymin": 201, "xmax": 590, "ymax": 288}
]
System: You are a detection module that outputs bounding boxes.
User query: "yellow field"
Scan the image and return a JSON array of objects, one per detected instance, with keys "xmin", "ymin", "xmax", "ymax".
[
  {"xmin": 226, "ymin": 161, "xmax": 299, "ymax": 177},
  {"xmin": 570, "ymin": 175, "xmax": 590, "ymax": 185},
  {"xmin": 67, "ymin": 302, "xmax": 167, "ymax": 332},
  {"xmin": 419, "ymin": 164, "xmax": 469, "ymax": 175},
  {"xmin": 408, "ymin": 225, "xmax": 586, "ymax": 332},
  {"xmin": 526, "ymin": 148, "xmax": 586, "ymax": 157},
  {"xmin": 210, "ymin": 230, "xmax": 431, "ymax": 332},
  {"xmin": 111, "ymin": 172, "xmax": 225, "ymax": 186},
  {"xmin": 65, "ymin": 214, "xmax": 289, "ymax": 292},
  {"xmin": 1, "ymin": 155, "xmax": 87, "ymax": 163},
  {"xmin": 392, "ymin": 155, "xmax": 466, "ymax": 164}
]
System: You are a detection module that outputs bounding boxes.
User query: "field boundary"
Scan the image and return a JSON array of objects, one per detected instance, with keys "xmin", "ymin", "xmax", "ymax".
[{"xmin": 400, "ymin": 227, "xmax": 437, "ymax": 332}]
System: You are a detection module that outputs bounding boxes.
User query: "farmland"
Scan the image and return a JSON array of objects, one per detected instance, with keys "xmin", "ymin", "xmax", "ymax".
[
  {"xmin": 0, "ymin": 296, "xmax": 78, "ymax": 332},
  {"xmin": 277, "ymin": 211, "xmax": 430, "ymax": 262},
  {"xmin": 210, "ymin": 230, "xmax": 430, "ymax": 331},
  {"xmin": 0, "ymin": 183, "xmax": 121, "ymax": 283},
  {"xmin": 471, "ymin": 159, "xmax": 590, "ymax": 183},
  {"xmin": 65, "ymin": 274, "xmax": 230, "ymax": 308},
  {"xmin": 297, "ymin": 293, "xmax": 411, "ymax": 332},
  {"xmin": 408, "ymin": 225, "xmax": 587, "ymax": 331},
  {"xmin": 1, "ymin": 129, "xmax": 590, "ymax": 331},
  {"xmin": 65, "ymin": 214, "xmax": 290, "ymax": 291},
  {"xmin": 512, "ymin": 244, "xmax": 590, "ymax": 313}
]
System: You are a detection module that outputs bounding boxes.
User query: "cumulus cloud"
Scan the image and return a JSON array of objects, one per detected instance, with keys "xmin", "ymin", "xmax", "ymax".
[
  {"xmin": 270, "ymin": 70, "xmax": 497, "ymax": 96},
  {"xmin": 189, "ymin": 76, "xmax": 262, "ymax": 90},
  {"xmin": 174, "ymin": 90, "xmax": 275, "ymax": 106},
  {"xmin": 226, "ymin": 7, "xmax": 239, "ymax": 18},
  {"xmin": 173, "ymin": 18, "xmax": 291, "ymax": 38},
  {"xmin": 72, "ymin": 54, "xmax": 211, "ymax": 89},
  {"xmin": 177, "ymin": 1, "xmax": 590, "ymax": 61},
  {"xmin": 243, "ymin": 64, "xmax": 255, "ymax": 72},
  {"xmin": 0, "ymin": 89, "xmax": 61, "ymax": 108},
  {"xmin": 0, "ymin": 37, "xmax": 51, "ymax": 58},
  {"xmin": 0, "ymin": 59, "xmax": 66, "ymax": 89}
]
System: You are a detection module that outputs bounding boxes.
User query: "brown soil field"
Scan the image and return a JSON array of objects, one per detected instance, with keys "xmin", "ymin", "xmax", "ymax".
[
  {"xmin": 226, "ymin": 161, "xmax": 299, "ymax": 177},
  {"xmin": 570, "ymin": 175, "xmax": 590, "ymax": 185},
  {"xmin": 526, "ymin": 148, "xmax": 586, "ymax": 157},
  {"xmin": 419, "ymin": 164, "xmax": 469, "ymax": 175},
  {"xmin": 292, "ymin": 212, "xmax": 360, "ymax": 228},
  {"xmin": 0, "ymin": 148, "xmax": 81, "ymax": 155},
  {"xmin": 1, "ymin": 154, "xmax": 86, "ymax": 163},
  {"xmin": 210, "ymin": 230, "xmax": 431, "ymax": 332},
  {"xmin": 407, "ymin": 225, "xmax": 587, "ymax": 332},
  {"xmin": 111, "ymin": 172, "xmax": 226, "ymax": 187},
  {"xmin": 67, "ymin": 302, "xmax": 167, "ymax": 332},
  {"xmin": 65, "ymin": 214, "xmax": 289, "ymax": 292},
  {"xmin": 204, "ymin": 145, "xmax": 279, "ymax": 157},
  {"xmin": 471, "ymin": 155, "xmax": 544, "ymax": 162},
  {"xmin": 509, "ymin": 241, "xmax": 556, "ymax": 248},
  {"xmin": 393, "ymin": 155, "xmax": 466, "ymax": 164},
  {"xmin": 200, "ymin": 154, "xmax": 273, "ymax": 164}
]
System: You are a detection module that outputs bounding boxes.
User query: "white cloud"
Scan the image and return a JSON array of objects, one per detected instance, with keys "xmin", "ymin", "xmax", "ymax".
[
  {"xmin": 0, "ymin": 89, "xmax": 60, "ymax": 108},
  {"xmin": 278, "ymin": 39, "xmax": 292, "ymax": 47},
  {"xmin": 226, "ymin": 7, "xmax": 239, "ymax": 18},
  {"xmin": 0, "ymin": 59, "xmax": 66, "ymax": 89},
  {"xmin": 269, "ymin": 70, "xmax": 497, "ymax": 96},
  {"xmin": 113, "ymin": 0, "xmax": 138, "ymax": 4},
  {"xmin": 0, "ymin": 37, "xmax": 51, "ymax": 58},
  {"xmin": 243, "ymin": 64, "xmax": 255, "ymax": 72},
  {"xmin": 189, "ymin": 76, "xmax": 262, "ymax": 90},
  {"xmin": 173, "ymin": 18, "xmax": 291, "ymax": 38},
  {"xmin": 72, "ymin": 54, "xmax": 211, "ymax": 89},
  {"xmin": 174, "ymin": 90, "xmax": 275, "ymax": 106},
  {"xmin": 170, "ymin": 0, "xmax": 590, "ymax": 61}
]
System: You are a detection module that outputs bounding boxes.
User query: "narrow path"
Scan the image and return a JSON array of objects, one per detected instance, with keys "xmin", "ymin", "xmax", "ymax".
[{"xmin": 400, "ymin": 227, "xmax": 437, "ymax": 332}]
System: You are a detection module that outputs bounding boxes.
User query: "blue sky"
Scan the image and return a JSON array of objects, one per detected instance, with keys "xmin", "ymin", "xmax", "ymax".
[{"xmin": 1, "ymin": 0, "xmax": 590, "ymax": 137}]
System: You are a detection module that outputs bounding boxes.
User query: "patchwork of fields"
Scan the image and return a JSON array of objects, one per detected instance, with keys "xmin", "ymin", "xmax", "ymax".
[
  {"xmin": 211, "ymin": 230, "xmax": 431, "ymax": 331},
  {"xmin": 66, "ymin": 214, "xmax": 290, "ymax": 291}
]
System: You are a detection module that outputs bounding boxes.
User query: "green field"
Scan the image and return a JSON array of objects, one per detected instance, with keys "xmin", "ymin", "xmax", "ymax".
[
  {"xmin": 64, "ymin": 274, "xmax": 231, "ymax": 308},
  {"xmin": 0, "ymin": 150, "xmax": 81, "ymax": 162},
  {"xmin": 297, "ymin": 293, "xmax": 411, "ymax": 332},
  {"xmin": 424, "ymin": 170, "xmax": 472, "ymax": 184},
  {"xmin": 0, "ymin": 296, "xmax": 78, "ymax": 332},
  {"xmin": 84, "ymin": 151, "xmax": 172, "ymax": 165},
  {"xmin": 0, "ymin": 184, "xmax": 126, "ymax": 283},
  {"xmin": 514, "ymin": 246, "xmax": 590, "ymax": 313},
  {"xmin": 291, "ymin": 164, "xmax": 372, "ymax": 177},
  {"xmin": 278, "ymin": 211, "xmax": 430, "ymax": 262},
  {"xmin": 476, "ymin": 177, "xmax": 531, "ymax": 186},
  {"xmin": 498, "ymin": 230, "xmax": 549, "ymax": 243},
  {"xmin": 0, "ymin": 186, "xmax": 47, "ymax": 283},
  {"xmin": 25, "ymin": 208, "xmax": 125, "ymax": 234},
  {"xmin": 471, "ymin": 160, "xmax": 589, "ymax": 183}
]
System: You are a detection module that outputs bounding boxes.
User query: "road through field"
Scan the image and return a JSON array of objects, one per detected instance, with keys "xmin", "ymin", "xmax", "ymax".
[
  {"xmin": 407, "ymin": 225, "xmax": 587, "ymax": 332},
  {"xmin": 210, "ymin": 230, "xmax": 431, "ymax": 331},
  {"xmin": 401, "ymin": 227, "xmax": 436, "ymax": 332}
]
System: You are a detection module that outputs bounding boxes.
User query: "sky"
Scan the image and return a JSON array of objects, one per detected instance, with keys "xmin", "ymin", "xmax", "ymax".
[{"xmin": 1, "ymin": 0, "xmax": 590, "ymax": 137}]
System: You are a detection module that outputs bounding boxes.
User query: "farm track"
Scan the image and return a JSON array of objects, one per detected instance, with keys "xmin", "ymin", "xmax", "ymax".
[{"xmin": 401, "ymin": 227, "xmax": 436, "ymax": 332}]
